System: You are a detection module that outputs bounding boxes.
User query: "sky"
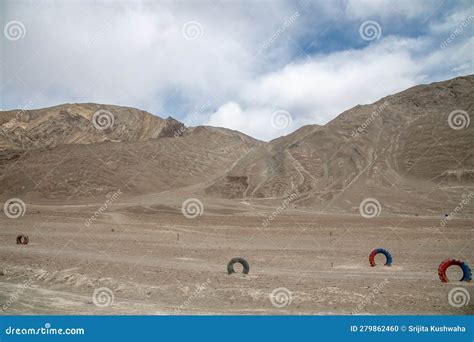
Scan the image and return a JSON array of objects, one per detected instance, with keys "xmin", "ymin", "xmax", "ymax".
[{"xmin": 1, "ymin": 0, "xmax": 473, "ymax": 141}]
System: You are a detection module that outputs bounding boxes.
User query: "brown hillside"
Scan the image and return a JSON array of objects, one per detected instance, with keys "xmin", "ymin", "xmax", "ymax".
[{"xmin": 206, "ymin": 75, "xmax": 473, "ymax": 214}]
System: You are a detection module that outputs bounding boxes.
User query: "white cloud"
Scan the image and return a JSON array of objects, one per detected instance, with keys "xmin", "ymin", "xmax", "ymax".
[
  {"xmin": 207, "ymin": 102, "xmax": 270, "ymax": 140},
  {"xmin": 206, "ymin": 102, "xmax": 299, "ymax": 141},
  {"xmin": 429, "ymin": 7, "xmax": 474, "ymax": 34},
  {"xmin": 206, "ymin": 37, "xmax": 424, "ymax": 141},
  {"xmin": 344, "ymin": 0, "xmax": 442, "ymax": 20},
  {"xmin": 1, "ymin": 1, "xmax": 297, "ymax": 113},
  {"xmin": 1, "ymin": 0, "xmax": 472, "ymax": 142},
  {"xmin": 205, "ymin": 32, "xmax": 472, "ymax": 141}
]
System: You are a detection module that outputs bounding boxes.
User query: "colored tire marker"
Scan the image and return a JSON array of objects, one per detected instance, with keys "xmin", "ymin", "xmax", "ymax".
[
  {"xmin": 369, "ymin": 248, "xmax": 392, "ymax": 267},
  {"xmin": 438, "ymin": 259, "xmax": 472, "ymax": 283},
  {"xmin": 16, "ymin": 234, "xmax": 29, "ymax": 245},
  {"xmin": 227, "ymin": 257, "xmax": 250, "ymax": 274}
]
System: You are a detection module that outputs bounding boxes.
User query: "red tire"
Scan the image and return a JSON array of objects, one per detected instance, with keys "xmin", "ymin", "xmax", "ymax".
[
  {"xmin": 369, "ymin": 248, "xmax": 392, "ymax": 267},
  {"xmin": 438, "ymin": 259, "xmax": 472, "ymax": 283}
]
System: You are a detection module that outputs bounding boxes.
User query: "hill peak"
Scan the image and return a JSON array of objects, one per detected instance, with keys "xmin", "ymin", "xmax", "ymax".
[{"xmin": 0, "ymin": 103, "xmax": 183, "ymax": 150}]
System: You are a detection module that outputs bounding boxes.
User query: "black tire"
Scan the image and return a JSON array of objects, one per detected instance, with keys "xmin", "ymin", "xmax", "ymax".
[
  {"xmin": 16, "ymin": 234, "xmax": 29, "ymax": 245},
  {"xmin": 227, "ymin": 257, "xmax": 249, "ymax": 274}
]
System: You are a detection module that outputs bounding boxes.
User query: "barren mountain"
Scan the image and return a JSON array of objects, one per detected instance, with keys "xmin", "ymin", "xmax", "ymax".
[
  {"xmin": 206, "ymin": 75, "xmax": 474, "ymax": 214},
  {"xmin": 0, "ymin": 105, "xmax": 259, "ymax": 200},
  {"xmin": 0, "ymin": 76, "xmax": 472, "ymax": 215},
  {"xmin": 0, "ymin": 103, "xmax": 184, "ymax": 150},
  {"xmin": 1, "ymin": 79, "xmax": 472, "ymax": 318}
]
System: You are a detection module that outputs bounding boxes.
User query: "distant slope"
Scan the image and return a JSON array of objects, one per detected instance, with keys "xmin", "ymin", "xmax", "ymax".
[
  {"xmin": 0, "ymin": 105, "xmax": 260, "ymax": 200},
  {"xmin": 0, "ymin": 126, "xmax": 258, "ymax": 200},
  {"xmin": 206, "ymin": 75, "xmax": 473, "ymax": 214},
  {"xmin": 1, "ymin": 76, "xmax": 472, "ymax": 214},
  {"xmin": 0, "ymin": 103, "xmax": 184, "ymax": 150}
]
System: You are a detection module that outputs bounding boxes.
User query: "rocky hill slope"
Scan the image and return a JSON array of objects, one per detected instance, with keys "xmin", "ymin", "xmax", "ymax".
[
  {"xmin": 0, "ymin": 76, "xmax": 472, "ymax": 215},
  {"xmin": 0, "ymin": 103, "xmax": 184, "ymax": 150},
  {"xmin": 0, "ymin": 104, "xmax": 259, "ymax": 200},
  {"xmin": 205, "ymin": 75, "xmax": 473, "ymax": 214}
]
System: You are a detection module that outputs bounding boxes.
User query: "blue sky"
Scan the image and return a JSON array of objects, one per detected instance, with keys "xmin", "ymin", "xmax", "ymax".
[{"xmin": 1, "ymin": 0, "xmax": 473, "ymax": 140}]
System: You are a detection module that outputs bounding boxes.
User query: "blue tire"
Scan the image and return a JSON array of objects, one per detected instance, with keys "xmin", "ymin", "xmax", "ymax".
[
  {"xmin": 460, "ymin": 262, "xmax": 472, "ymax": 282},
  {"xmin": 369, "ymin": 248, "xmax": 392, "ymax": 266}
]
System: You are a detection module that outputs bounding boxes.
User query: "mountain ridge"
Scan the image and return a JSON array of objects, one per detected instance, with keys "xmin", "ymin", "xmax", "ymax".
[
  {"xmin": 205, "ymin": 75, "xmax": 473, "ymax": 215},
  {"xmin": 0, "ymin": 75, "xmax": 472, "ymax": 216}
]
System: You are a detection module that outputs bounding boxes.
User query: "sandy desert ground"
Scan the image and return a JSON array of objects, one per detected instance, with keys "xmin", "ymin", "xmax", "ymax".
[
  {"xmin": 0, "ymin": 77, "xmax": 472, "ymax": 316},
  {"xmin": 1, "ymin": 195, "xmax": 472, "ymax": 315}
]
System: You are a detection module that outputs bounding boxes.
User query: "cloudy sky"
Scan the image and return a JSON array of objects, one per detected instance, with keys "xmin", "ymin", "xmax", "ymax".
[{"xmin": 1, "ymin": 0, "xmax": 472, "ymax": 140}]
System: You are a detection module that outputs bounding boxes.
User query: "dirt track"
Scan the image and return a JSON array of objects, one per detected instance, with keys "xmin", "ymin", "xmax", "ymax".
[{"xmin": 0, "ymin": 199, "xmax": 472, "ymax": 315}]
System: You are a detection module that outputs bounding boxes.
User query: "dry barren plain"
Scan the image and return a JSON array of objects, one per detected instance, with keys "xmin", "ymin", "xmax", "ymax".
[{"xmin": 1, "ymin": 195, "xmax": 472, "ymax": 315}]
